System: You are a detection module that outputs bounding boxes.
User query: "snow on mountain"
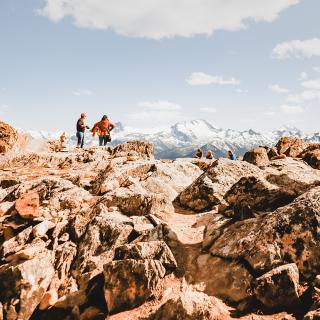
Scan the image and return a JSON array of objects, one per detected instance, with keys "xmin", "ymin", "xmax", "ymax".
[
  {"xmin": 20, "ymin": 119, "xmax": 319, "ymax": 159},
  {"xmin": 170, "ymin": 119, "xmax": 219, "ymax": 142}
]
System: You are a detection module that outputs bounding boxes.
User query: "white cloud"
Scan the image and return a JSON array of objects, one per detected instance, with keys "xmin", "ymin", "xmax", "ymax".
[
  {"xmin": 0, "ymin": 104, "xmax": 9, "ymax": 115},
  {"xmin": 37, "ymin": 0, "xmax": 299, "ymax": 39},
  {"xmin": 128, "ymin": 110, "xmax": 182, "ymax": 123},
  {"xmin": 138, "ymin": 100, "xmax": 181, "ymax": 110},
  {"xmin": 301, "ymin": 79, "xmax": 320, "ymax": 91},
  {"xmin": 186, "ymin": 72, "xmax": 240, "ymax": 86},
  {"xmin": 272, "ymin": 38, "xmax": 320, "ymax": 59},
  {"xmin": 287, "ymin": 90, "xmax": 320, "ymax": 103},
  {"xmin": 280, "ymin": 104, "xmax": 305, "ymax": 115},
  {"xmin": 200, "ymin": 107, "xmax": 217, "ymax": 114},
  {"xmin": 285, "ymin": 77, "xmax": 320, "ymax": 103},
  {"xmin": 264, "ymin": 111, "xmax": 276, "ymax": 116},
  {"xmin": 132, "ymin": 100, "xmax": 184, "ymax": 125},
  {"xmin": 313, "ymin": 67, "xmax": 320, "ymax": 73},
  {"xmin": 236, "ymin": 88, "xmax": 249, "ymax": 93},
  {"xmin": 269, "ymin": 84, "xmax": 289, "ymax": 93},
  {"xmin": 299, "ymin": 72, "xmax": 308, "ymax": 80},
  {"xmin": 73, "ymin": 89, "xmax": 93, "ymax": 96},
  {"xmin": 240, "ymin": 118, "xmax": 256, "ymax": 123}
]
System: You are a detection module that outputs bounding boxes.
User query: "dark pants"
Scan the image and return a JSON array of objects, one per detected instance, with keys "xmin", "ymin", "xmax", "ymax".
[
  {"xmin": 76, "ymin": 131, "xmax": 84, "ymax": 148},
  {"xmin": 99, "ymin": 135, "xmax": 109, "ymax": 146}
]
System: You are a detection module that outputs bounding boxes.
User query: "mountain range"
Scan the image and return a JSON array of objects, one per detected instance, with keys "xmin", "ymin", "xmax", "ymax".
[{"xmin": 22, "ymin": 119, "xmax": 320, "ymax": 159}]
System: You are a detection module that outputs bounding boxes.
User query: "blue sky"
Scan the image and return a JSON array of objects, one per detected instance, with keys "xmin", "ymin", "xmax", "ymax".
[{"xmin": 1, "ymin": 0, "xmax": 320, "ymax": 132}]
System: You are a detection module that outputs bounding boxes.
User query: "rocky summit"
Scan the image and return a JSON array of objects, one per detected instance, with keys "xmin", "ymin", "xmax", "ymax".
[{"xmin": 1, "ymin": 121, "xmax": 320, "ymax": 320}]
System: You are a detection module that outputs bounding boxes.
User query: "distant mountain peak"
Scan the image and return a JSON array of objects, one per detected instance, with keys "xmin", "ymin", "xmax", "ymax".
[{"xmin": 20, "ymin": 119, "xmax": 320, "ymax": 159}]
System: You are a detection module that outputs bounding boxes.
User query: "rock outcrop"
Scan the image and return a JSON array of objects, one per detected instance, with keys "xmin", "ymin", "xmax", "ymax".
[
  {"xmin": 177, "ymin": 159, "xmax": 260, "ymax": 212},
  {"xmin": 222, "ymin": 158, "xmax": 320, "ymax": 216},
  {"xmin": 254, "ymin": 264, "xmax": 300, "ymax": 310},
  {"xmin": 243, "ymin": 147, "xmax": 270, "ymax": 167},
  {"xmin": 1, "ymin": 131, "xmax": 320, "ymax": 320},
  {"xmin": 0, "ymin": 121, "xmax": 18, "ymax": 154},
  {"xmin": 276, "ymin": 136, "xmax": 308, "ymax": 158},
  {"xmin": 148, "ymin": 286, "xmax": 230, "ymax": 320}
]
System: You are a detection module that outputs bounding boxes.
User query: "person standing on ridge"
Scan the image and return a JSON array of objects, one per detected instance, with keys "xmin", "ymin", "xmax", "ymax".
[
  {"xmin": 92, "ymin": 115, "xmax": 115, "ymax": 146},
  {"xmin": 76, "ymin": 112, "xmax": 90, "ymax": 148},
  {"xmin": 228, "ymin": 150, "xmax": 236, "ymax": 160},
  {"xmin": 195, "ymin": 148, "xmax": 203, "ymax": 159},
  {"xmin": 206, "ymin": 150, "xmax": 214, "ymax": 159}
]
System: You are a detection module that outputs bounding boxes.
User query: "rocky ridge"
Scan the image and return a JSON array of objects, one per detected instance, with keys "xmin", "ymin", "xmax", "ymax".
[{"xmin": 1, "ymin": 121, "xmax": 320, "ymax": 319}]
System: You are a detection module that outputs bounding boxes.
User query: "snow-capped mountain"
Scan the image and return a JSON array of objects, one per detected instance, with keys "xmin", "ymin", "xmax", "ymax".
[{"xmin": 21, "ymin": 119, "xmax": 319, "ymax": 159}]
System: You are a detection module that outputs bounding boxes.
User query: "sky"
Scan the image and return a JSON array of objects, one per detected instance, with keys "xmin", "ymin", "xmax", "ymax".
[{"xmin": 0, "ymin": 0, "xmax": 320, "ymax": 133}]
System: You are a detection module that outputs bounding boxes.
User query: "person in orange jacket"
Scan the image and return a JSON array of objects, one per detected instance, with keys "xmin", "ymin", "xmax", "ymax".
[{"xmin": 92, "ymin": 115, "xmax": 115, "ymax": 146}]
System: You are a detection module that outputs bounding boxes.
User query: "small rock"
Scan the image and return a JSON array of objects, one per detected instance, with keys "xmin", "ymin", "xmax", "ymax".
[
  {"xmin": 15, "ymin": 191, "xmax": 40, "ymax": 219},
  {"xmin": 314, "ymin": 275, "xmax": 320, "ymax": 288},
  {"xmin": 39, "ymin": 290, "xmax": 59, "ymax": 310},
  {"xmin": 80, "ymin": 306, "xmax": 104, "ymax": 320},
  {"xmin": 33, "ymin": 219, "xmax": 56, "ymax": 238},
  {"xmin": 254, "ymin": 263, "xmax": 300, "ymax": 310},
  {"xmin": 304, "ymin": 309, "xmax": 320, "ymax": 320},
  {"xmin": 53, "ymin": 290, "xmax": 87, "ymax": 309},
  {"xmin": 243, "ymin": 147, "xmax": 270, "ymax": 167},
  {"xmin": 59, "ymin": 232, "xmax": 70, "ymax": 242}
]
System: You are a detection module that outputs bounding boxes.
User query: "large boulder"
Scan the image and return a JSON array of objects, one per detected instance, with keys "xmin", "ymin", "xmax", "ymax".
[
  {"xmin": 276, "ymin": 136, "xmax": 308, "ymax": 158},
  {"xmin": 148, "ymin": 287, "xmax": 230, "ymax": 320},
  {"xmin": 4, "ymin": 178, "xmax": 93, "ymax": 216},
  {"xmin": 254, "ymin": 264, "xmax": 300, "ymax": 310},
  {"xmin": 104, "ymin": 235, "xmax": 178, "ymax": 314},
  {"xmin": 114, "ymin": 241, "xmax": 177, "ymax": 272},
  {"xmin": 144, "ymin": 161, "xmax": 203, "ymax": 194},
  {"xmin": 243, "ymin": 147, "xmax": 270, "ymax": 167},
  {"xmin": 112, "ymin": 141, "xmax": 154, "ymax": 160},
  {"xmin": 178, "ymin": 159, "xmax": 260, "ymax": 212},
  {"xmin": 100, "ymin": 182, "xmax": 174, "ymax": 216},
  {"xmin": 193, "ymin": 254, "xmax": 253, "ymax": 303},
  {"xmin": 92, "ymin": 159, "xmax": 202, "ymax": 197},
  {"xmin": 304, "ymin": 309, "xmax": 320, "ymax": 320},
  {"xmin": 223, "ymin": 158, "xmax": 320, "ymax": 215},
  {"xmin": 104, "ymin": 259, "xmax": 166, "ymax": 313},
  {"xmin": 0, "ymin": 247, "xmax": 54, "ymax": 320},
  {"xmin": 73, "ymin": 211, "xmax": 134, "ymax": 287},
  {"xmin": 15, "ymin": 191, "xmax": 40, "ymax": 220},
  {"xmin": 302, "ymin": 149, "xmax": 320, "ymax": 170},
  {"xmin": 0, "ymin": 121, "xmax": 18, "ymax": 154},
  {"xmin": 91, "ymin": 161, "xmax": 154, "ymax": 195},
  {"xmin": 210, "ymin": 187, "xmax": 320, "ymax": 279}
]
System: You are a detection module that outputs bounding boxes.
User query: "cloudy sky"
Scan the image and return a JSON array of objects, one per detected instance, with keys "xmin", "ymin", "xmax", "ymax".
[{"xmin": 1, "ymin": 0, "xmax": 320, "ymax": 132}]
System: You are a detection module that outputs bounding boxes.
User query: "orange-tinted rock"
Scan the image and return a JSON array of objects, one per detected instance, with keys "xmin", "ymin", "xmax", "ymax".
[
  {"xmin": 104, "ymin": 259, "xmax": 166, "ymax": 313},
  {"xmin": 15, "ymin": 191, "xmax": 40, "ymax": 219},
  {"xmin": 0, "ymin": 121, "xmax": 18, "ymax": 154},
  {"xmin": 39, "ymin": 290, "xmax": 59, "ymax": 310},
  {"xmin": 112, "ymin": 141, "xmax": 154, "ymax": 160},
  {"xmin": 276, "ymin": 136, "xmax": 308, "ymax": 158},
  {"xmin": 254, "ymin": 264, "xmax": 300, "ymax": 310},
  {"xmin": 302, "ymin": 149, "xmax": 320, "ymax": 170},
  {"xmin": 149, "ymin": 287, "xmax": 230, "ymax": 320},
  {"xmin": 243, "ymin": 147, "xmax": 270, "ymax": 167}
]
